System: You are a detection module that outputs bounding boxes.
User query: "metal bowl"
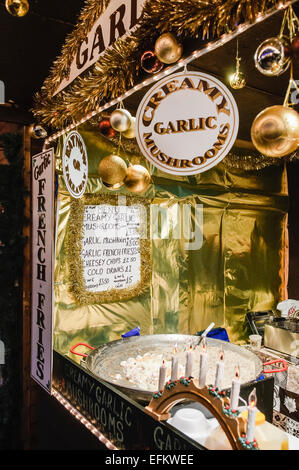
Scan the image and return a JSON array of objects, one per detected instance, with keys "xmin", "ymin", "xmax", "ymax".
[{"xmin": 83, "ymin": 334, "xmax": 263, "ymax": 403}]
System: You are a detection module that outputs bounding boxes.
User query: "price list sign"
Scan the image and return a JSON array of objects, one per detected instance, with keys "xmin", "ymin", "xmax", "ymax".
[{"xmin": 82, "ymin": 205, "xmax": 141, "ymax": 292}]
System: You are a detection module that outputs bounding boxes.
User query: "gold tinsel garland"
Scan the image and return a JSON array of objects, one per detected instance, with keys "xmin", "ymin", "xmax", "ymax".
[
  {"xmin": 33, "ymin": 0, "xmax": 290, "ymax": 130},
  {"xmin": 66, "ymin": 194, "xmax": 152, "ymax": 304},
  {"xmin": 105, "ymin": 124, "xmax": 298, "ymax": 171}
]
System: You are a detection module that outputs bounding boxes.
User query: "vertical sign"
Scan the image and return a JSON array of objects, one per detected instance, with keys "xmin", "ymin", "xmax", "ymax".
[{"xmin": 31, "ymin": 148, "xmax": 54, "ymax": 393}]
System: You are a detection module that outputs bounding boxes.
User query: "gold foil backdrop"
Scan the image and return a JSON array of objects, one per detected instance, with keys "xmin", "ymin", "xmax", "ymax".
[{"xmin": 54, "ymin": 129, "xmax": 289, "ymax": 359}]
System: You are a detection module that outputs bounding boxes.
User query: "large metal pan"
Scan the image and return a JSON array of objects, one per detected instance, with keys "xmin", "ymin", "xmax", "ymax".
[{"xmin": 70, "ymin": 334, "xmax": 287, "ymax": 403}]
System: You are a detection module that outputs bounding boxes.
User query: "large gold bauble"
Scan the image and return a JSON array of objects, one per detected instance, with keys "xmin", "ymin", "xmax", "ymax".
[
  {"xmin": 124, "ymin": 165, "xmax": 151, "ymax": 193},
  {"xmin": 154, "ymin": 33, "xmax": 183, "ymax": 64},
  {"xmin": 110, "ymin": 109, "xmax": 132, "ymax": 133},
  {"xmin": 5, "ymin": 0, "xmax": 29, "ymax": 17},
  {"xmin": 251, "ymin": 105, "xmax": 299, "ymax": 157},
  {"xmin": 122, "ymin": 117, "xmax": 136, "ymax": 139},
  {"xmin": 98, "ymin": 155, "xmax": 127, "ymax": 189}
]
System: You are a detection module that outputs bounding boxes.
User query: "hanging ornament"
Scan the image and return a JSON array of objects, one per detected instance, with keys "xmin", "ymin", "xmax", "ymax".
[
  {"xmin": 154, "ymin": 33, "xmax": 183, "ymax": 64},
  {"xmin": 141, "ymin": 50, "xmax": 164, "ymax": 74},
  {"xmin": 283, "ymin": 5, "xmax": 299, "ymax": 58},
  {"xmin": 98, "ymin": 155, "xmax": 127, "ymax": 190},
  {"xmin": 98, "ymin": 118, "xmax": 115, "ymax": 139},
  {"xmin": 229, "ymin": 40, "xmax": 246, "ymax": 90},
  {"xmin": 254, "ymin": 6, "xmax": 299, "ymax": 77},
  {"xmin": 291, "ymin": 34, "xmax": 299, "ymax": 58},
  {"xmin": 124, "ymin": 165, "xmax": 151, "ymax": 193},
  {"xmin": 122, "ymin": 117, "xmax": 136, "ymax": 139},
  {"xmin": 251, "ymin": 105, "xmax": 299, "ymax": 158},
  {"xmin": 254, "ymin": 37, "xmax": 290, "ymax": 77},
  {"xmin": 110, "ymin": 109, "xmax": 132, "ymax": 133},
  {"xmin": 5, "ymin": 0, "xmax": 29, "ymax": 17},
  {"xmin": 29, "ymin": 123, "xmax": 47, "ymax": 139}
]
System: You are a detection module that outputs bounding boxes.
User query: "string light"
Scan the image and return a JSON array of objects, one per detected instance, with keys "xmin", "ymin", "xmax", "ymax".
[
  {"xmin": 44, "ymin": 1, "xmax": 294, "ymax": 146},
  {"xmin": 52, "ymin": 389, "xmax": 119, "ymax": 450}
]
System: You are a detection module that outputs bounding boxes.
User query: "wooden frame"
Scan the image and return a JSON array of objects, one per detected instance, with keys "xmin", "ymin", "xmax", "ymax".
[{"xmin": 145, "ymin": 378, "xmax": 249, "ymax": 451}]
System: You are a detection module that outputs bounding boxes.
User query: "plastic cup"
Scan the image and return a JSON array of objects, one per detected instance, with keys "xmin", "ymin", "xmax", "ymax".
[{"xmin": 249, "ymin": 334, "xmax": 262, "ymax": 350}]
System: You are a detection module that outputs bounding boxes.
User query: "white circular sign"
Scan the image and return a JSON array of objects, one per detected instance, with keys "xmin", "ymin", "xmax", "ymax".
[
  {"xmin": 135, "ymin": 71, "xmax": 239, "ymax": 175},
  {"xmin": 62, "ymin": 131, "xmax": 88, "ymax": 198}
]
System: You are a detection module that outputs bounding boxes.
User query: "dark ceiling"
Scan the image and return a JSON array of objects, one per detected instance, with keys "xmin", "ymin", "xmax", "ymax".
[{"xmin": 0, "ymin": 0, "xmax": 85, "ymax": 112}]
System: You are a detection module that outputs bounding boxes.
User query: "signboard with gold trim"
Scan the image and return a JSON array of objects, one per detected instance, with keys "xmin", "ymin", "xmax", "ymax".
[
  {"xmin": 66, "ymin": 195, "xmax": 151, "ymax": 304},
  {"xmin": 135, "ymin": 71, "xmax": 239, "ymax": 175}
]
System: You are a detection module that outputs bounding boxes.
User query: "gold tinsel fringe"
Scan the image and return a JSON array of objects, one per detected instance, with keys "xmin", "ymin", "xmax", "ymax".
[
  {"xmin": 66, "ymin": 194, "xmax": 152, "ymax": 304},
  {"xmin": 32, "ymin": 0, "xmax": 290, "ymax": 130},
  {"xmin": 105, "ymin": 126, "xmax": 297, "ymax": 171}
]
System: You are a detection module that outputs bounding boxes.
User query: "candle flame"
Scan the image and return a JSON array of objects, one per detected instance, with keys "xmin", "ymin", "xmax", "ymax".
[
  {"xmin": 162, "ymin": 359, "xmax": 165, "ymax": 366},
  {"xmin": 248, "ymin": 387, "xmax": 257, "ymax": 407},
  {"xmin": 235, "ymin": 365, "xmax": 240, "ymax": 380},
  {"xmin": 219, "ymin": 350, "xmax": 224, "ymax": 361},
  {"xmin": 189, "ymin": 344, "xmax": 193, "ymax": 351},
  {"xmin": 173, "ymin": 345, "xmax": 178, "ymax": 355},
  {"xmin": 202, "ymin": 337, "xmax": 207, "ymax": 352}
]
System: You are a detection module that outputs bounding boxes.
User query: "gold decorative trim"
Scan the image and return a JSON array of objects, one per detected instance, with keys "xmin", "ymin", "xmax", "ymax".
[
  {"xmin": 32, "ymin": 0, "xmax": 290, "ymax": 130},
  {"xmin": 66, "ymin": 194, "xmax": 152, "ymax": 304}
]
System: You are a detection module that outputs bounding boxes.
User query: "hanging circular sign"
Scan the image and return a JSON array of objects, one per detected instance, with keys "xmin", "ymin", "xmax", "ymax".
[
  {"xmin": 135, "ymin": 71, "xmax": 239, "ymax": 175},
  {"xmin": 62, "ymin": 131, "xmax": 88, "ymax": 198}
]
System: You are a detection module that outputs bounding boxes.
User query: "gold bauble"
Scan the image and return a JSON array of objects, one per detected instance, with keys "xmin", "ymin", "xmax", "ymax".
[
  {"xmin": 122, "ymin": 117, "xmax": 136, "ymax": 139},
  {"xmin": 98, "ymin": 155, "xmax": 127, "ymax": 190},
  {"xmin": 110, "ymin": 109, "xmax": 132, "ymax": 133},
  {"xmin": 5, "ymin": 0, "xmax": 29, "ymax": 17},
  {"xmin": 229, "ymin": 71, "xmax": 246, "ymax": 90},
  {"xmin": 251, "ymin": 105, "xmax": 299, "ymax": 157},
  {"xmin": 124, "ymin": 165, "xmax": 151, "ymax": 193},
  {"xmin": 154, "ymin": 33, "xmax": 183, "ymax": 64}
]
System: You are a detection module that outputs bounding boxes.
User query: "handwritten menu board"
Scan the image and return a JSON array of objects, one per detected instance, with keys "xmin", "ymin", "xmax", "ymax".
[{"xmin": 81, "ymin": 205, "xmax": 141, "ymax": 292}]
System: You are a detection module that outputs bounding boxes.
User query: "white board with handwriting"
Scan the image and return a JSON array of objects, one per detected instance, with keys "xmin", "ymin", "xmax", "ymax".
[{"xmin": 81, "ymin": 205, "xmax": 141, "ymax": 292}]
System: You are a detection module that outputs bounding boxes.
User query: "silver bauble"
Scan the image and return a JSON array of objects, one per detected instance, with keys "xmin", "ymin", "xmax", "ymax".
[
  {"xmin": 110, "ymin": 109, "xmax": 132, "ymax": 133},
  {"xmin": 254, "ymin": 37, "xmax": 290, "ymax": 77},
  {"xmin": 29, "ymin": 123, "xmax": 48, "ymax": 139}
]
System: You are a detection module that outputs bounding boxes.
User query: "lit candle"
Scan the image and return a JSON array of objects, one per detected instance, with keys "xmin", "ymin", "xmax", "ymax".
[
  {"xmin": 198, "ymin": 338, "xmax": 207, "ymax": 388},
  {"xmin": 230, "ymin": 365, "xmax": 240, "ymax": 410},
  {"xmin": 215, "ymin": 349, "xmax": 224, "ymax": 390},
  {"xmin": 185, "ymin": 345, "xmax": 193, "ymax": 378},
  {"xmin": 246, "ymin": 388, "xmax": 257, "ymax": 443},
  {"xmin": 171, "ymin": 346, "xmax": 178, "ymax": 381},
  {"xmin": 158, "ymin": 360, "xmax": 166, "ymax": 391}
]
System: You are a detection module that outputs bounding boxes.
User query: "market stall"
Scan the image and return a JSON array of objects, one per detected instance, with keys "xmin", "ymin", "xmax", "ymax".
[{"xmin": 29, "ymin": 0, "xmax": 299, "ymax": 450}]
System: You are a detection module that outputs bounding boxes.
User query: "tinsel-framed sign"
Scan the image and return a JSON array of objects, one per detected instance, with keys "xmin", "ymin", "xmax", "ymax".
[{"xmin": 66, "ymin": 194, "xmax": 151, "ymax": 304}]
